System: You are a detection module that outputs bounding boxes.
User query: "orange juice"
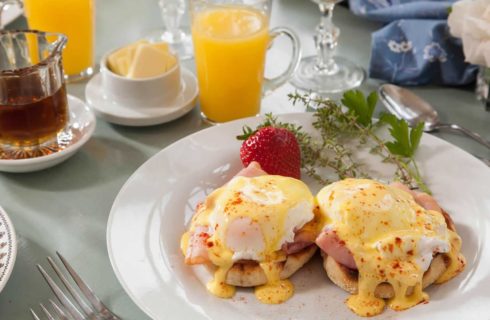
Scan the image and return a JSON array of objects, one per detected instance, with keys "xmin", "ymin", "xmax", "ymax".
[
  {"xmin": 192, "ymin": 7, "xmax": 269, "ymax": 123},
  {"xmin": 24, "ymin": 0, "xmax": 94, "ymax": 76}
]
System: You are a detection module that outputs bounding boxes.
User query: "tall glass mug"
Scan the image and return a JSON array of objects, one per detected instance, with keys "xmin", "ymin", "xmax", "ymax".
[
  {"xmin": 0, "ymin": 0, "xmax": 95, "ymax": 81},
  {"xmin": 190, "ymin": 0, "xmax": 300, "ymax": 123}
]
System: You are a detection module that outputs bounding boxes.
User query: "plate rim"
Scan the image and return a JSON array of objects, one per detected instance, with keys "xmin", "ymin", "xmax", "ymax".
[
  {"xmin": 0, "ymin": 205, "xmax": 17, "ymax": 294},
  {"xmin": 106, "ymin": 112, "xmax": 490, "ymax": 320}
]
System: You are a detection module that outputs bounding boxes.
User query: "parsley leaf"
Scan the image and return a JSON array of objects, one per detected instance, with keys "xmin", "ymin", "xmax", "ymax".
[
  {"xmin": 410, "ymin": 122, "xmax": 424, "ymax": 152},
  {"xmin": 379, "ymin": 113, "xmax": 424, "ymax": 158},
  {"xmin": 341, "ymin": 90, "xmax": 378, "ymax": 127}
]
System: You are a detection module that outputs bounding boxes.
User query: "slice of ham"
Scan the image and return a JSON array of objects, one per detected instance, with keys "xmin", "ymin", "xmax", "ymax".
[
  {"xmin": 235, "ymin": 161, "xmax": 268, "ymax": 177},
  {"xmin": 282, "ymin": 228, "xmax": 317, "ymax": 254},
  {"xmin": 391, "ymin": 182, "xmax": 455, "ymax": 230},
  {"xmin": 185, "ymin": 225, "xmax": 211, "ymax": 265},
  {"xmin": 389, "ymin": 182, "xmax": 412, "ymax": 194},
  {"xmin": 413, "ymin": 192, "xmax": 442, "ymax": 212},
  {"xmin": 390, "ymin": 182, "xmax": 442, "ymax": 212},
  {"xmin": 315, "ymin": 228, "xmax": 357, "ymax": 270}
]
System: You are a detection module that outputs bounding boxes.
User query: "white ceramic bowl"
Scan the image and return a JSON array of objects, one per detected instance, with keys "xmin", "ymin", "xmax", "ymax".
[{"xmin": 100, "ymin": 51, "xmax": 181, "ymax": 107}]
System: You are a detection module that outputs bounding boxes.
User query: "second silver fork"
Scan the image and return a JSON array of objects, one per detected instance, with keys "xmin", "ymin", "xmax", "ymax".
[{"xmin": 30, "ymin": 252, "xmax": 120, "ymax": 320}]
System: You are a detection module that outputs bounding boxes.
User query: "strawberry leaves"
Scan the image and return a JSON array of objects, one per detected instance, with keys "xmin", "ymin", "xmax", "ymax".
[
  {"xmin": 380, "ymin": 113, "xmax": 424, "ymax": 158},
  {"xmin": 236, "ymin": 125, "xmax": 256, "ymax": 141}
]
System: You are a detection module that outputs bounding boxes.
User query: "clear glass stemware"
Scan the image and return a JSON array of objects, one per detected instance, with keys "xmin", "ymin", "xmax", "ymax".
[
  {"xmin": 148, "ymin": 0, "xmax": 193, "ymax": 60},
  {"xmin": 291, "ymin": 0, "xmax": 365, "ymax": 94}
]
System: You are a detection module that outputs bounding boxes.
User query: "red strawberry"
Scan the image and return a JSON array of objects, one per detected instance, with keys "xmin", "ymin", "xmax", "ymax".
[{"xmin": 238, "ymin": 126, "xmax": 301, "ymax": 179}]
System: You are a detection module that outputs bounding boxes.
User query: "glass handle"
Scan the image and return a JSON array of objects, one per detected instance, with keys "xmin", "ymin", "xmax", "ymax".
[
  {"xmin": 263, "ymin": 27, "xmax": 301, "ymax": 95},
  {"xmin": 0, "ymin": 0, "xmax": 23, "ymax": 30}
]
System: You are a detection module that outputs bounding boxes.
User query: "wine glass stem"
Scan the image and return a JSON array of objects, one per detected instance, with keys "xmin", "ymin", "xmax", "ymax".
[
  {"xmin": 159, "ymin": 0, "xmax": 185, "ymax": 42},
  {"xmin": 314, "ymin": 2, "xmax": 339, "ymax": 74}
]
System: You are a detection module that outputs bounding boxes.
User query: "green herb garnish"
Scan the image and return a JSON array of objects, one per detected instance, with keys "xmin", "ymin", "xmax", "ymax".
[
  {"xmin": 379, "ymin": 113, "xmax": 429, "ymax": 193},
  {"xmin": 380, "ymin": 113, "xmax": 424, "ymax": 158},
  {"xmin": 248, "ymin": 90, "xmax": 431, "ymax": 193},
  {"xmin": 341, "ymin": 90, "xmax": 377, "ymax": 127}
]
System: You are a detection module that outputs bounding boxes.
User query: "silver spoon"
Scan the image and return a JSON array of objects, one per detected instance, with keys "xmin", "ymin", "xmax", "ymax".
[{"xmin": 378, "ymin": 84, "xmax": 490, "ymax": 149}]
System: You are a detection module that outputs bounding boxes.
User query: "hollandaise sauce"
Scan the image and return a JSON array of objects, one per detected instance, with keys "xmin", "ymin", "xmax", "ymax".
[
  {"xmin": 207, "ymin": 264, "xmax": 235, "ymax": 298},
  {"xmin": 255, "ymin": 262, "xmax": 294, "ymax": 304}
]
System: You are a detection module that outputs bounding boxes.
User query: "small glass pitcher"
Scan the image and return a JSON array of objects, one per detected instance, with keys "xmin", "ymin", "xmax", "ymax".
[{"xmin": 0, "ymin": 30, "xmax": 70, "ymax": 159}]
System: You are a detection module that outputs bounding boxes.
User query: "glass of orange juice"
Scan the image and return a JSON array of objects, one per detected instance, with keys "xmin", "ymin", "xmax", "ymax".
[
  {"xmin": 190, "ymin": 0, "xmax": 300, "ymax": 123},
  {"xmin": 0, "ymin": 0, "xmax": 95, "ymax": 82}
]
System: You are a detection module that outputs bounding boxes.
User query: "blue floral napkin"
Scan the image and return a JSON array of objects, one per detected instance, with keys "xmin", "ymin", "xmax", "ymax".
[{"xmin": 349, "ymin": 0, "xmax": 477, "ymax": 86}]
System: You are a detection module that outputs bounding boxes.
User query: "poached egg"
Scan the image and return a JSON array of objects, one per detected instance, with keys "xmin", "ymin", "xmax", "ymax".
[{"xmin": 181, "ymin": 175, "xmax": 317, "ymax": 303}]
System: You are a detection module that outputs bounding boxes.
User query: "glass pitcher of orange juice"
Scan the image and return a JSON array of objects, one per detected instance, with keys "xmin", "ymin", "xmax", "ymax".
[
  {"xmin": 0, "ymin": 0, "xmax": 95, "ymax": 82},
  {"xmin": 191, "ymin": 0, "xmax": 300, "ymax": 123}
]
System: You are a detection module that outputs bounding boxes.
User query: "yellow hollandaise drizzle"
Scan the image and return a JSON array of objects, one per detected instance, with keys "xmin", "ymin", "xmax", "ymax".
[
  {"xmin": 346, "ymin": 275, "xmax": 385, "ymax": 317},
  {"xmin": 206, "ymin": 238, "xmax": 235, "ymax": 298},
  {"xmin": 387, "ymin": 281, "xmax": 428, "ymax": 311},
  {"xmin": 180, "ymin": 231, "xmax": 190, "ymax": 256},
  {"xmin": 255, "ymin": 262, "xmax": 294, "ymax": 304},
  {"xmin": 207, "ymin": 265, "xmax": 235, "ymax": 298},
  {"xmin": 347, "ymin": 270, "xmax": 429, "ymax": 316}
]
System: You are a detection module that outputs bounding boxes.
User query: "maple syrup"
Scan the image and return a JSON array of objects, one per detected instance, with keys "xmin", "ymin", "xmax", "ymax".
[{"xmin": 0, "ymin": 83, "xmax": 68, "ymax": 147}]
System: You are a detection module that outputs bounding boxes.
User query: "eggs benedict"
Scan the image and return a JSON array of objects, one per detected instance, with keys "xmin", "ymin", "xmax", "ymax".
[
  {"xmin": 315, "ymin": 178, "xmax": 465, "ymax": 317},
  {"xmin": 181, "ymin": 162, "xmax": 320, "ymax": 304}
]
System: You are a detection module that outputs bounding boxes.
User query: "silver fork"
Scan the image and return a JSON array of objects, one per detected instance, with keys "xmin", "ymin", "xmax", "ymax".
[
  {"xmin": 30, "ymin": 299, "xmax": 71, "ymax": 320},
  {"xmin": 30, "ymin": 252, "xmax": 121, "ymax": 320}
]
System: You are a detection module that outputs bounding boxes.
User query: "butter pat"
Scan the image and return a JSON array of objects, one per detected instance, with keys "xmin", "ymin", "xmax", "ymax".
[
  {"xmin": 107, "ymin": 40, "xmax": 177, "ymax": 78},
  {"xmin": 107, "ymin": 40, "xmax": 149, "ymax": 75},
  {"xmin": 127, "ymin": 44, "xmax": 177, "ymax": 79},
  {"xmin": 152, "ymin": 42, "xmax": 170, "ymax": 53}
]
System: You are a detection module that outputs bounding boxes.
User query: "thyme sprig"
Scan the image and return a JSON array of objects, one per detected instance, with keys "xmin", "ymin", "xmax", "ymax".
[{"xmin": 254, "ymin": 90, "xmax": 430, "ymax": 193}]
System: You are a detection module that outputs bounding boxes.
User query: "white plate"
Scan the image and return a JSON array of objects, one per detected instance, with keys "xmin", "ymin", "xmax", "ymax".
[
  {"xmin": 0, "ymin": 3, "xmax": 22, "ymax": 27},
  {"xmin": 0, "ymin": 206, "xmax": 16, "ymax": 294},
  {"xmin": 107, "ymin": 113, "xmax": 490, "ymax": 320},
  {"xmin": 0, "ymin": 95, "xmax": 96, "ymax": 173},
  {"xmin": 85, "ymin": 68, "xmax": 198, "ymax": 127}
]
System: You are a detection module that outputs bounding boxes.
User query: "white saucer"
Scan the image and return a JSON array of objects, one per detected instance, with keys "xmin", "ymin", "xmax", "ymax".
[
  {"xmin": 85, "ymin": 68, "xmax": 198, "ymax": 126},
  {"xmin": 0, "ymin": 206, "xmax": 16, "ymax": 294},
  {"xmin": 0, "ymin": 95, "xmax": 96, "ymax": 173}
]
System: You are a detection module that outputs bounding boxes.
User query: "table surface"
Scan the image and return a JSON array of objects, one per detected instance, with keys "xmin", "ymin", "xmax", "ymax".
[{"xmin": 1, "ymin": 1, "xmax": 489, "ymax": 319}]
